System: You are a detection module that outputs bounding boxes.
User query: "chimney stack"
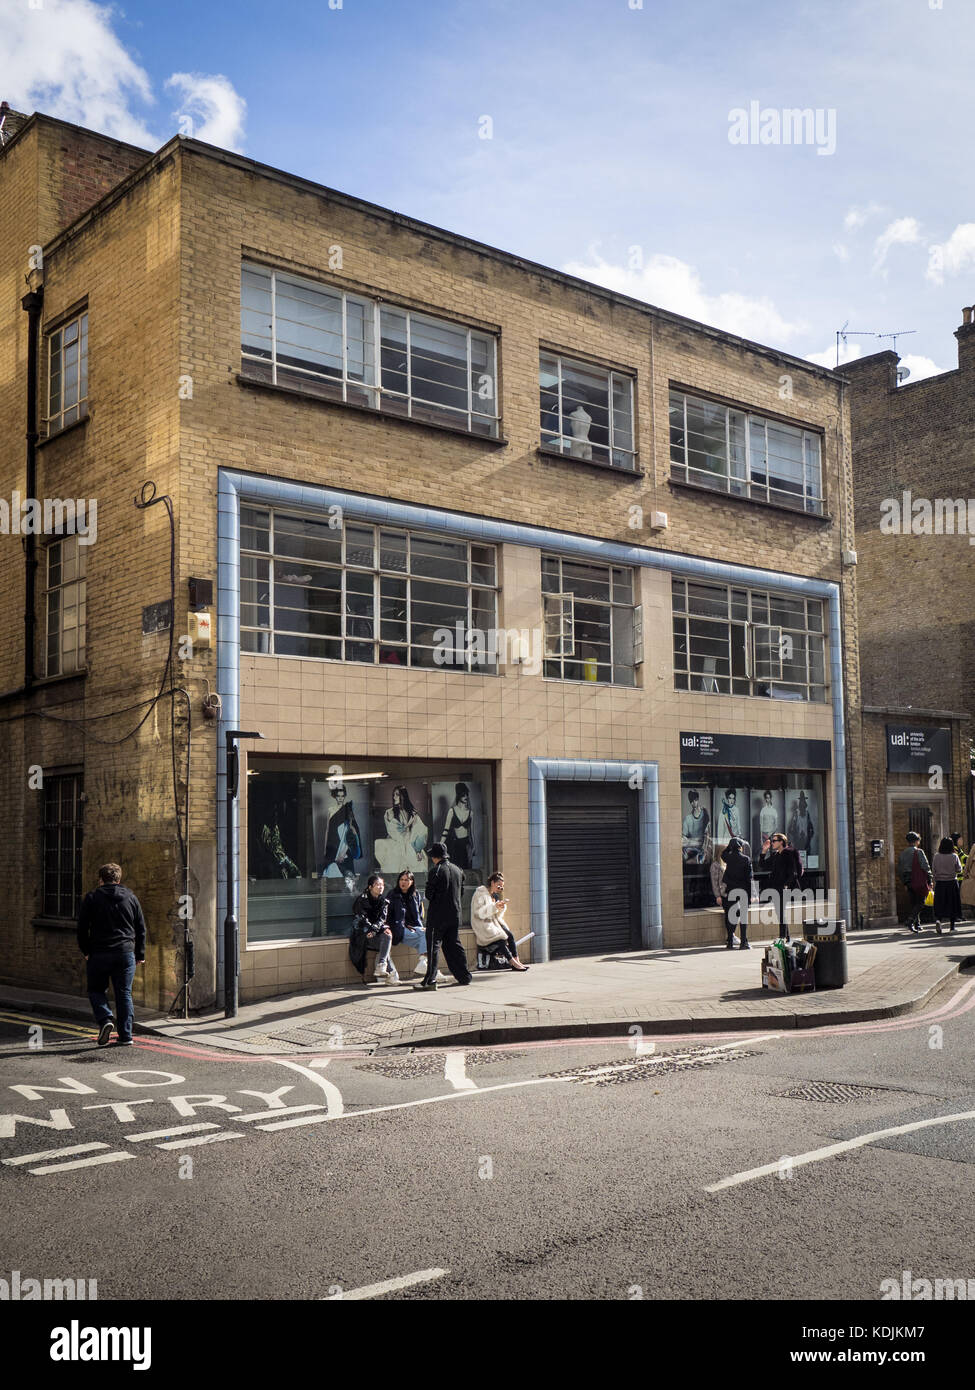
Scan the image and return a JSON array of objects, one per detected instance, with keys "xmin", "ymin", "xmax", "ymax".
[
  {"xmin": 956, "ymin": 303, "xmax": 975, "ymax": 373},
  {"xmin": 0, "ymin": 103, "xmax": 30, "ymax": 147}
]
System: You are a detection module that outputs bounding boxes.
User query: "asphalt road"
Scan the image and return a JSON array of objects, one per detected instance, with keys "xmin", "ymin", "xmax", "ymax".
[{"xmin": 1, "ymin": 971, "xmax": 974, "ymax": 1303}]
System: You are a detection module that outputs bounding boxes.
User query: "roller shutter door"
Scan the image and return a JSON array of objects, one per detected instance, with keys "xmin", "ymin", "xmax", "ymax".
[{"xmin": 547, "ymin": 803, "xmax": 638, "ymax": 958}]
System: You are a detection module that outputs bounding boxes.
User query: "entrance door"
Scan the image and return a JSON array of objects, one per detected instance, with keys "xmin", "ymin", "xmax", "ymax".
[
  {"xmin": 546, "ymin": 782, "xmax": 641, "ymax": 957},
  {"xmin": 890, "ymin": 796, "xmax": 945, "ymax": 921}
]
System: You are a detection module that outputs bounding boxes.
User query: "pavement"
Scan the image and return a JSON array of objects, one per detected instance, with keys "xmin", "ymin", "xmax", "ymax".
[{"xmin": 2, "ymin": 924, "xmax": 973, "ymax": 1054}]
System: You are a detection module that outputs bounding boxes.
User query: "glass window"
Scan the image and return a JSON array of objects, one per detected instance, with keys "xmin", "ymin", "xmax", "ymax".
[
  {"xmin": 672, "ymin": 577, "xmax": 827, "ymax": 702},
  {"xmin": 539, "ymin": 352, "xmax": 636, "ymax": 470},
  {"xmin": 42, "ymin": 772, "xmax": 84, "ymax": 918},
  {"xmin": 246, "ymin": 760, "xmax": 494, "ymax": 944},
  {"xmin": 239, "ymin": 509, "xmax": 498, "ymax": 673},
  {"xmin": 47, "ymin": 312, "xmax": 89, "ymax": 433},
  {"xmin": 241, "ymin": 262, "xmax": 499, "ymax": 436},
  {"xmin": 542, "ymin": 554, "xmax": 636, "ymax": 685},
  {"xmin": 670, "ymin": 389, "xmax": 824, "ymax": 515},
  {"xmin": 46, "ymin": 536, "xmax": 87, "ymax": 676}
]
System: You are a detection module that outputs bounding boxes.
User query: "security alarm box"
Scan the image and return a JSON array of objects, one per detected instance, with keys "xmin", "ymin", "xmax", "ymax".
[{"xmin": 188, "ymin": 611, "xmax": 213, "ymax": 648}]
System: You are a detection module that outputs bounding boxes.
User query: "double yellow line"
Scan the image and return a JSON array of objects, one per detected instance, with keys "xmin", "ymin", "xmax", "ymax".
[{"xmin": 0, "ymin": 1009, "xmax": 96, "ymax": 1039}]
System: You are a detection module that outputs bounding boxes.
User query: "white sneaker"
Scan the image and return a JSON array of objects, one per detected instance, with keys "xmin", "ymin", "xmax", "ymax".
[
  {"xmin": 414, "ymin": 956, "xmax": 428, "ymax": 977},
  {"xmin": 387, "ymin": 965, "xmax": 400, "ymax": 983}
]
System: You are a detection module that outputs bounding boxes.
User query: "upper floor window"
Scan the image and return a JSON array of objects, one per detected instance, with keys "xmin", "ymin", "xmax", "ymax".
[
  {"xmin": 239, "ymin": 508, "xmax": 499, "ymax": 671},
  {"xmin": 539, "ymin": 352, "xmax": 635, "ymax": 470},
  {"xmin": 46, "ymin": 536, "xmax": 87, "ymax": 676},
  {"xmin": 42, "ymin": 771, "xmax": 84, "ymax": 918},
  {"xmin": 47, "ymin": 312, "xmax": 88, "ymax": 433},
  {"xmin": 241, "ymin": 263, "xmax": 499, "ymax": 437},
  {"xmin": 672, "ymin": 578, "xmax": 826, "ymax": 702},
  {"xmin": 669, "ymin": 389, "xmax": 824, "ymax": 515},
  {"xmin": 542, "ymin": 555, "xmax": 636, "ymax": 685}
]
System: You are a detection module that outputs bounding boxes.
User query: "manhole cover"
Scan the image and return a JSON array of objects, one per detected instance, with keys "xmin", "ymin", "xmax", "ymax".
[{"xmin": 779, "ymin": 1082, "xmax": 888, "ymax": 1104}]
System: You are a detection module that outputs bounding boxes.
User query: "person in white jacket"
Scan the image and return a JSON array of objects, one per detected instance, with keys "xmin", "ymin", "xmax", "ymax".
[{"xmin": 470, "ymin": 872, "xmax": 528, "ymax": 971}]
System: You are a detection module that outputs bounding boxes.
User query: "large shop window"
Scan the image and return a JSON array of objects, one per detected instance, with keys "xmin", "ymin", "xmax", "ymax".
[
  {"xmin": 241, "ymin": 262, "xmax": 499, "ymax": 437},
  {"xmin": 680, "ymin": 771, "xmax": 827, "ymax": 910},
  {"xmin": 672, "ymin": 578, "xmax": 826, "ymax": 702},
  {"xmin": 539, "ymin": 352, "xmax": 636, "ymax": 470},
  {"xmin": 542, "ymin": 554, "xmax": 637, "ymax": 685},
  {"xmin": 246, "ymin": 759, "xmax": 494, "ymax": 943},
  {"xmin": 669, "ymin": 389, "xmax": 824, "ymax": 515},
  {"xmin": 240, "ymin": 508, "xmax": 498, "ymax": 670}
]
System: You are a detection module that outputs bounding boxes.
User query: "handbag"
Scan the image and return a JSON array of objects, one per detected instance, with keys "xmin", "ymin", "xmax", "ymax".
[
  {"xmin": 909, "ymin": 850, "xmax": 930, "ymax": 898},
  {"xmin": 961, "ymin": 876, "xmax": 975, "ymax": 906}
]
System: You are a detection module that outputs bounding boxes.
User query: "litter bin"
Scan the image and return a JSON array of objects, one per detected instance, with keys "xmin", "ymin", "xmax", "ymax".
[{"xmin": 803, "ymin": 919, "xmax": 848, "ymax": 990}]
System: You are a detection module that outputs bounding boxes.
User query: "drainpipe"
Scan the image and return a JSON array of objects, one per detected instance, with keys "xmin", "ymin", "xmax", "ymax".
[{"xmin": 22, "ymin": 287, "xmax": 43, "ymax": 691}]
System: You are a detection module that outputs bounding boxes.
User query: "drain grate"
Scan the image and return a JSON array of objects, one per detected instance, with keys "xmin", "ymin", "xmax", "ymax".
[{"xmin": 778, "ymin": 1081, "xmax": 889, "ymax": 1104}]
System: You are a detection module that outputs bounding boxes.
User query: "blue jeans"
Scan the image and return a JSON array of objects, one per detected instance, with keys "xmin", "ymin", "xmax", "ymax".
[
  {"xmin": 400, "ymin": 925, "xmax": 427, "ymax": 956},
  {"xmin": 86, "ymin": 951, "xmax": 136, "ymax": 1042}
]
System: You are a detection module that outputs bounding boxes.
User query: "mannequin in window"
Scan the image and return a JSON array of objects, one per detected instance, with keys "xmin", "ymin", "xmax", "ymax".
[{"xmin": 568, "ymin": 405, "xmax": 593, "ymax": 460}]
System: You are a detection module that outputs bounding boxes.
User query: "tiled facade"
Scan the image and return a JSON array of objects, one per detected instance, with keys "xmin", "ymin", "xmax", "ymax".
[{"xmin": 0, "ymin": 112, "xmax": 866, "ymax": 1010}]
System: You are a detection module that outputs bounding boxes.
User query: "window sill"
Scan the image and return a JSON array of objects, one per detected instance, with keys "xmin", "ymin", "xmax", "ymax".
[
  {"xmin": 31, "ymin": 669, "xmax": 88, "ymax": 690},
  {"xmin": 667, "ymin": 476, "xmax": 831, "ymax": 523},
  {"xmin": 674, "ymin": 684, "xmax": 829, "ymax": 706},
  {"xmin": 542, "ymin": 675, "xmax": 638, "ymax": 690},
  {"xmin": 537, "ymin": 446, "xmax": 643, "ymax": 479},
  {"xmin": 32, "ymin": 916, "xmax": 77, "ymax": 931},
  {"xmin": 39, "ymin": 414, "xmax": 90, "ymax": 448},
  {"xmin": 237, "ymin": 373, "xmax": 508, "ymax": 446}
]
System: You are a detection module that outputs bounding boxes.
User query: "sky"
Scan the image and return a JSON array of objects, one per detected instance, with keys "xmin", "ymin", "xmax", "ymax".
[{"xmin": 2, "ymin": 0, "xmax": 974, "ymax": 381}]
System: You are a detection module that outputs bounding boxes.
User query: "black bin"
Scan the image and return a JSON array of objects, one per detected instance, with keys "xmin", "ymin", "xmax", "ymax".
[{"xmin": 802, "ymin": 919, "xmax": 848, "ymax": 990}]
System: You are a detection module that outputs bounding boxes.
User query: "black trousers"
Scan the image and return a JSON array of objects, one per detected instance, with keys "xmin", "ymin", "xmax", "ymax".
[{"xmin": 424, "ymin": 919, "xmax": 472, "ymax": 985}]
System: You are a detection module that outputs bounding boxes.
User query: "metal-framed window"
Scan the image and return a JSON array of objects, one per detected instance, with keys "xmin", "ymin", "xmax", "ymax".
[
  {"xmin": 42, "ymin": 771, "xmax": 84, "ymax": 918},
  {"xmin": 539, "ymin": 352, "xmax": 636, "ymax": 470},
  {"xmin": 241, "ymin": 262, "xmax": 499, "ymax": 436},
  {"xmin": 669, "ymin": 389, "xmax": 824, "ymax": 515},
  {"xmin": 45, "ymin": 536, "xmax": 87, "ymax": 676},
  {"xmin": 239, "ymin": 507, "xmax": 499, "ymax": 671},
  {"xmin": 541, "ymin": 555, "xmax": 636, "ymax": 685},
  {"xmin": 672, "ymin": 578, "xmax": 827, "ymax": 701},
  {"xmin": 47, "ymin": 311, "xmax": 89, "ymax": 433}
]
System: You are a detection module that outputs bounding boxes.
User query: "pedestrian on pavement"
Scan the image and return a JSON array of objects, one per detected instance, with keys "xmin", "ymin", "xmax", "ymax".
[
  {"xmin": 765, "ymin": 833, "xmax": 803, "ymax": 942},
  {"xmin": 349, "ymin": 875, "xmax": 399, "ymax": 984},
  {"xmin": 960, "ymin": 841, "xmax": 975, "ymax": 920},
  {"xmin": 898, "ymin": 831, "xmax": 932, "ymax": 934},
  {"xmin": 471, "ymin": 871, "xmax": 529, "ymax": 970},
  {"xmin": 931, "ymin": 837, "xmax": 963, "ymax": 935},
  {"xmin": 414, "ymin": 842, "xmax": 472, "ymax": 990},
  {"xmin": 710, "ymin": 855, "xmax": 733, "ymax": 945},
  {"xmin": 720, "ymin": 838, "xmax": 753, "ymax": 949},
  {"xmin": 77, "ymin": 863, "xmax": 146, "ymax": 1047},
  {"xmin": 387, "ymin": 869, "xmax": 442, "ymax": 980}
]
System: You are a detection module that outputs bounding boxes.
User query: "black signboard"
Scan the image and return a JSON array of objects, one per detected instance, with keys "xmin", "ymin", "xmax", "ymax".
[
  {"xmin": 886, "ymin": 725, "xmax": 952, "ymax": 773},
  {"xmin": 679, "ymin": 732, "xmax": 832, "ymax": 770}
]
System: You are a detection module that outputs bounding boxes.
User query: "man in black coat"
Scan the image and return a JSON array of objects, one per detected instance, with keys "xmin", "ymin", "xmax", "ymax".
[
  {"xmin": 77, "ymin": 863, "xmax": 147, "ymax": 1046},
  {"xmin": 414, "ymin": 843, "xmax": 472, "ymax": 990}
]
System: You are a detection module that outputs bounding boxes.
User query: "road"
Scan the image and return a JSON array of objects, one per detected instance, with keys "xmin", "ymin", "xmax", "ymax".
[{"xmin": 1, "ymin": 970, "xmax": 974, "ymax": 1303}]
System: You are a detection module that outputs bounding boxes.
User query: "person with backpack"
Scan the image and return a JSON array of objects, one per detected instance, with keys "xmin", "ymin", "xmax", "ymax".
[
  {"xmin": 720, "ymin": 838, "xmax": 753, "ymax": 950},
  {"xmin": 471, "ymin": 871, "xmax": 529, "ymax": 971},
  {"xmin": 931, "ymin": 836, "xmax": 963, "ymax": 935},
  {"xmin": 765, "ymin": 833, "xmax": 803, "ymax": 942},
  {"xmin": 897, "ymin": 831, "xmax": 932, "ymax": 934},
  {"xmin": 77, "ymin": 863, "xmax": 147, "ymax": 1047}
]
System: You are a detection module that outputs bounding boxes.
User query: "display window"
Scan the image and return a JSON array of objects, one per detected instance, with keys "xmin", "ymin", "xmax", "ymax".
[{"xmin": 246, "ymin": 758, "xmax": 495, "ymax": 943}]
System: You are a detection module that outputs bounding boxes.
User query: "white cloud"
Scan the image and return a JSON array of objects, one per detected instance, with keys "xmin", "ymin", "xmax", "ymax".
[
  {"xmin": 843, "ymin": 202, "xmax": 884, "ymax": 232},
  {"xmin": 895, "ymin": 354, "xmax": 945, "ymax": 385},
  {"xmin": 832, "ymin": 242, "xmax": 850, "ymax": 262},
  {"xmin": 561, "ymin": 251, "xmax": 804, "ymax": 346},
  {"xmin": 805, "ymin": 341, "xmax": 865, "ymax": 370},
  {"xmin": 872, "ymin": 216, "xmax": 922, "ymax": 275},
  {"xmin": 925, "ymin": 223, "xmax": 975, "ymax": 286},
  {"xmin": 166, "ymin": 73, "xmax": 246, "ymax": 153},
  {"xmin": 0, "ymin": 0, "xmax": 245, "ymax": 151}
]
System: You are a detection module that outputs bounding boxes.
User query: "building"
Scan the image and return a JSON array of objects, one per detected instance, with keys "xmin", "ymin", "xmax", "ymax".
[
  {"xmin": 844, "ymin": 314, "xmax": 975, "ymax": 925},
  {"xmin": 0, "ymin": 107, "xmax": 864, "ymax": 1011}
]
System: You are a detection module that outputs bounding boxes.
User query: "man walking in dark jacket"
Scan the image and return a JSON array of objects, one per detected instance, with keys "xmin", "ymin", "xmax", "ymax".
[
  {"xmin": 414, "ymin": 843, "xmax": 471, "ymax": 990},
  {"xmin": 77, "ymin": 863, "xmax": 147, "ymax": 1046}
]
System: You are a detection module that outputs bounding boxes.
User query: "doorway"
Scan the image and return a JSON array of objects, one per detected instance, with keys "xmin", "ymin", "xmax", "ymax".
[
  {"xmin": 888, "ymin": 794, "xmax": 946, "ymax": 922},
  {"xmin": 546, "ymin": 781, "xmax": 641, "ymax": 957}
]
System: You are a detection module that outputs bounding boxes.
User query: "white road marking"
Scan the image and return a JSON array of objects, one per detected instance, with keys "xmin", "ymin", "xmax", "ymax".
[
  {"xmin": 155, "ymin": 1131, "xmax": 244, "ymax": 1150},
  {"xmin": 706, "ymin": 1108, "xmax": 975, "ymax": 1193},
  {"xmin": 3, "ymin": 1142, "xmax": 109, "ymax": 1166},
  {"xmin": 255, "ymin": 1112, "xmax": 332, "ymax": 1132},
  {"xmin": 444, "ymin": 1050, "xmax": 477, "ymax": 1091},
  {"xmin": 29, "ymin": 1152, "xmax": 135, "ymax": 1175},
  {"xmin": 236, "ymin": 1104, "xmax": 326, "ymax": 1122},
  {"xmin": 125, "ymin": 1123, "xmax": 219, "ymax": 1143},
  {"xmin": 335, "ymin": 1268, "xmax": 449, "ymax": 1300},
  {"xmin": 272, "ymin": 1058, "xmax": 344, "ymax": 1117}
]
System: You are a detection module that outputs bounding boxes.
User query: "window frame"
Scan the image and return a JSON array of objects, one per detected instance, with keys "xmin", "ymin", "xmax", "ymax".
[
  {"xmin": 541, "ymin": 554, "xmax": 637, "ymax": 686},
  {"xmin": 539, "ymin": 350, "xmax": 637, "ymax": 471},
  {"xmin": 669, "ymin": 388, "xmax": 824, "ymax": 515},
  {"xmin": 46, "ymin": 310, "xmax": 89, "ymax": 435},
  {"xmin": 45, "ymin": 535, "xmax": 87, "ymax": 677},
  {"xmin": 241, "ymin": 262, "xmax": 500, "ymax": 438},
  {"xmin": 41, "ymin": 770, "xmax": 84, "ymax": 920}
]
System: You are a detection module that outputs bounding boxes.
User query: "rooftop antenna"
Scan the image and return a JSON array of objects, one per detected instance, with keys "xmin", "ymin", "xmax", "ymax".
[
  {"xmin": 876, "ymin": 329, "xmax": 916, "ymax": 355},
  {"xmin": 835, "ymin": 321, "xmax": 878, "ymax": 369}
]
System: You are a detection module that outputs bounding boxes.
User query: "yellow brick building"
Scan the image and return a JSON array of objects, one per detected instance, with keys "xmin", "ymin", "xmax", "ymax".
[{"xmin": 0, "ymin": 110, "xmax": 865, "ymax": 1011}]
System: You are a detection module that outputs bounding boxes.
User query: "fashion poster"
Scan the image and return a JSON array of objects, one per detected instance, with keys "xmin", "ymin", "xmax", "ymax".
[
  {"xmin": 312, "ymin": 779, "xmax": 371, "ymax": 888},
  {"xmin": 680, "ymin": 785, "xmax": 712, "ymax": 865},
  {"xmin": 371, "ymin": 780, "xmax": 430, "ymax": 876},
  {"xmin": 714, "ymin": 785, "xmax": 745, "ymax": 850},
  {"xmin": 786, "ymin": 786, "xmax": 819, "ymax": 867},
  {"xmin": 432, "ymin": 778, "xmax": 483, "ymax": 872},
  {"xmin": 751, "ymin": 788, "xmax": 784, "ymax": 859},
  {"xmin": 249, "ymin": 776, "xmax": 303, "ymax": 880}
]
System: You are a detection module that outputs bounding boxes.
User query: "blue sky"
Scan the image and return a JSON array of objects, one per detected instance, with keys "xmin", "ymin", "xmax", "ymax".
[{"xmin": 3, "ymin": 0, "xmax": 974, "ymax": 378}]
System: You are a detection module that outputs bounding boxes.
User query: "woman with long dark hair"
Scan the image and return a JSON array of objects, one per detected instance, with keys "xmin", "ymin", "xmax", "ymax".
[
  {"xmin": 386, "ymin": 869, "xmax": 443, "ymax": 980},
  {"xmin": 348, "ymin": 873, "xmax": 399, "ymax": 985},
  {"xmin": 442, "ymin": 783, "xmax": 475, "ymax": 869},
  {"xmin": 932, "ymin": 836, "xmax": 963, "ymax": 935},
  {"xmin": 374, "ymin": 785, "xmax": 428, "ymax": 874}
]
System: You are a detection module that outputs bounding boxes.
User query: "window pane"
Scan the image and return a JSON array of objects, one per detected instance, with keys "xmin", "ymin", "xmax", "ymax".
[
  {"xmin": 560, "ymin": 559, "xmax": 609, "ymax": 602},
  {"xmin": 410, "ymin": 535, "xmax": 468, "ymax": 583},
  {"xmin": 241, "ymin": 508, "xmax": 271, "ymax": 552},
  {"xmin": 274, "ymin": 513, "xmax": 343, "ymax": 565},
  {"xmin": 687, "ymin": 582, "xmax": 728, "ymax": 619},
  {"xmin": 379, "ymin": 529, "xmax": 408, "ymax": 572},
  {"xmin": 380, "ymin": 307, "xmax": 409, "ymax": 396},
  {"xmin": 470, "ymin": 544, "xmax": 496, "ymax": 586},
  {"xmin": 344, "ymin": 525, "xmax": 375, "ymax": 568},
  {"xmin": 686, "ymin": 396, "xmax": 728, "ymax": 480}
]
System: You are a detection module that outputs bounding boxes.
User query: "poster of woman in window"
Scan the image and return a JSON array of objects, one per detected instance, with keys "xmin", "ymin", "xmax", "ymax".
[
  {"xmin": 715, "ymin": 786, "xmax": 744, "ymax": 848},
  {"xmin": 313, "ymin": 781, "xmax": 368, "ymax": 889},
  {"xmin": 433, "ymin": 780, "xmax": 481, "ymax": 871},
  {"xmin": 786, "ymin": 788, "xmax": 818, "ymax": 867},
  {"xmin": 681, "ymin": 787, "xmax": 712, "ymax": 864},
  {"xmin": 751, "ymin": 788, "xmax": 784, "ymax": 859},
  {"xmin": 373, "ymin": 783, "xmax": 429, "ymax": 875},
  {"xmin": 250, "ymin": 781, "xmax": 303, "ymax": 879}
]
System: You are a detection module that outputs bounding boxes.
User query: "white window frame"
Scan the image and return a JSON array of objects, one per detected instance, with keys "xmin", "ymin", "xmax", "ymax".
[
  {"xmin": 47, "ymin": 311, "xmax": 89, "ymax": 434},
  {"xmin": 539, "ymin": 352, "xmax": 636, "ymax": 470},
  {"xmin": 543, "ymin": 592, "xmax": 575, "ymax": 657},
  {"xmin": 45, "ymin": 536, "xmax": 87, "ymax": 677}
]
